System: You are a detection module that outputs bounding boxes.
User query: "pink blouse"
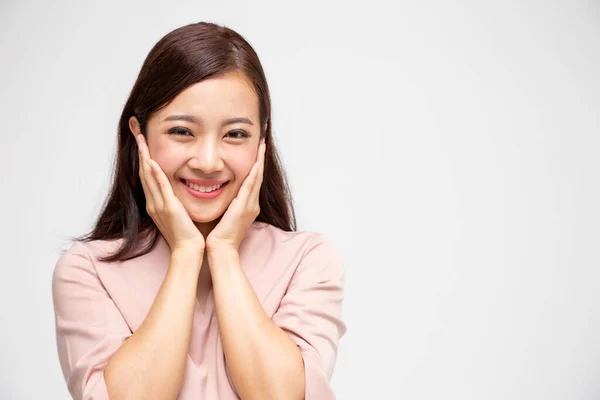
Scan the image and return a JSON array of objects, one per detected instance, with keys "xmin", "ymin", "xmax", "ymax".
[{"xmin": 52, "ymin": 221, "xmax": 346, "ymax": 399}]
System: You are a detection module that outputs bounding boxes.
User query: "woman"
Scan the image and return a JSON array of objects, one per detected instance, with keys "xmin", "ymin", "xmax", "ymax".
[{"xmin": 51, "ymin": 22, "xmax": 346, "ymax": 400}]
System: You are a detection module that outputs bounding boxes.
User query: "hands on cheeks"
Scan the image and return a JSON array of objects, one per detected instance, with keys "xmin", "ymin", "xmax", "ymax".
[
  {"xmin": 206, "ymin": 138, "xmax": 266, "ymax": 253},
  {"xmin": 134, "ymin": 133, "xmax": 266, "ymax": 256},
  {"xmin": 135, "ymin": 134, "xmax": 205, "ymax": 253}
]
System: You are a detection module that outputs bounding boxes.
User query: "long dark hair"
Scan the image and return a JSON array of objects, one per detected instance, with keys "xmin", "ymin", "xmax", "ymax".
[{"xmin": 75, "ymin": 22, "xmax": 296, "ymax": 262}]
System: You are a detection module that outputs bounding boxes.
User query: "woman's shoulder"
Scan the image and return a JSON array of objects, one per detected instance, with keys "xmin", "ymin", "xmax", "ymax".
[
  {"xmin": 252, "ymin": 223, "xmax": 345, "ymax": 292},
  {"xmin": 53, "ymin": 237, "xmax": 126, "ymax": 279},
  {"xmin": 251, "ymin": 221, "xmax": 341, "ymax": 260},
  {"xmin": 51, "ymin": 239, "xmax": 123, "ymax": 305},
  {"xmin": 253, "ymin": 220, "xmax": 326, "ymax": 241},
  {"xmin": 58, "ymin": 237, "xmax": 125, "ymax": 262}
]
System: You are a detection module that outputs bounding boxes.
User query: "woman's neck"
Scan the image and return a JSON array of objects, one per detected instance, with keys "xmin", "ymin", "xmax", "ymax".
[{"xmin": 195, "ymin": 219, "xmax": 219, "ymax": 240}]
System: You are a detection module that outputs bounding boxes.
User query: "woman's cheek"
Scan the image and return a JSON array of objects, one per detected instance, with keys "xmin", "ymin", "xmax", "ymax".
[
  {"xmin": 235, "ymin": 151, "xmax": 257, "ymax": 179},
  {"xmin": 152, "ymin": 145, "xmax": 184, "ymax": 176}
]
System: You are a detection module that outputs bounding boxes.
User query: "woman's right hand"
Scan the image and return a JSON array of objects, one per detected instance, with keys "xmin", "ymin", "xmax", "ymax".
[{"xmin": 135, "ymin": 134, "xmax": 205, "ymax": 254}]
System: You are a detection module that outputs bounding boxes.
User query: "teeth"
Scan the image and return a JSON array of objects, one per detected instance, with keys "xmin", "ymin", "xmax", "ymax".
[{"xmin": 185, "ymin": 181, "xmax": 224, "ymax": 193}]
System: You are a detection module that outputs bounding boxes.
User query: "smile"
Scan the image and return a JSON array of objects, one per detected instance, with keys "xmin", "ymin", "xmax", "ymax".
[
  {"xmin": 184, "ymin": 180, "xmax": 225, "ymax": 192},
  {"xmin": 181, "ymin": 179, "xmax": 229, "ymax": 199}
]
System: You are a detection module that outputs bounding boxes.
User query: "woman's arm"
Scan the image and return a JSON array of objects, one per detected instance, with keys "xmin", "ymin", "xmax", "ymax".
[
  {"xmin": 203, "ymin": 140, "xmax": 345, "ymax": 399},
  {"xmin": 100, "ymin": 131, "xmax": 206, "ymax": 399},
  {"xmin": 207, "ymin": 244, "xmax": 305, "ymax": 400},
  {"xmin": 104, "ymin": 247, "xmax": 202, "ymax": 400}
]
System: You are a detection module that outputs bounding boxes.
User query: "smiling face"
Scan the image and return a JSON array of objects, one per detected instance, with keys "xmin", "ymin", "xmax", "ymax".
[{"xmin": 129, "ymin": 70, "xmax": 262, "ymax": 233}]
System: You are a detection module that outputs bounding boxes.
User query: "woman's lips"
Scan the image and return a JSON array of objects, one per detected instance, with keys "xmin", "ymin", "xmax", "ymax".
[
  {"xmin": 182, "ymin": 178, "xmax": 229, "ymax": 186},
  {"xmin": 181, "ymin": 179, "xmax": 229, "ymax": 199}
]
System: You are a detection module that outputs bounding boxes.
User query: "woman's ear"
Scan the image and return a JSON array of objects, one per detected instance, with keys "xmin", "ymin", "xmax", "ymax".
[{"xmin": 129, "ymin": 116, "xmax": 142, "ymax": 137}]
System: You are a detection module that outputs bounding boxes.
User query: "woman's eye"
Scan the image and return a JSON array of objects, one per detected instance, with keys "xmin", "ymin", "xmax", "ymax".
[
  {"xmin": 227, "ymin": 130, "xmax": 250, "ymax": 139},
  {"xmin": 168, "ymin": 127, "xmax": 192, "ymax": 136}
]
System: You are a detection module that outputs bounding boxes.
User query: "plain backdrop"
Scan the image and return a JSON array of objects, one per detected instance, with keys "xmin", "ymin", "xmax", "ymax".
[{"xmin": 1, "ymin": 0, "xmax": 599, "ymax": 399}]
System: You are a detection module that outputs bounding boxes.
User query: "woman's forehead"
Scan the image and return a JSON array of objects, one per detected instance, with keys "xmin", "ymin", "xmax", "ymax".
[{"xmin": 157, "ymin": 71, "xmax": 259, "ymax": 122}]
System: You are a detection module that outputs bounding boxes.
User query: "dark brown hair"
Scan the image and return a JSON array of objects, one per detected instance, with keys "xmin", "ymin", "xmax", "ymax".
[{"xmin": 75, "ymin": 22, "xmax": 296, "ymax": 261}]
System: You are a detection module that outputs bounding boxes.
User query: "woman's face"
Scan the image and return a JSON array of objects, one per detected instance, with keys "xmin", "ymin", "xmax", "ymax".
[{"xmin": 129, "ymin": 70, "xmax": 262, "ymax": 229}]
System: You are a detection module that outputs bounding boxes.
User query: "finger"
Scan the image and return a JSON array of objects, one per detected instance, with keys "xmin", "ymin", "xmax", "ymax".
[
  {"xmin": 137, "ymin": 136, "xmax": 164, "ymax": 209},
  {"xmin": 148, "ymin": 158, "xmax": 176, "ymax": 204},
  {"xmin": 237, "ymin": 160, "xmax": 260, "ymax": 205},
  {"xmin": 143, "ymin": 151, "xmax": 165, "ymax": 210},
  {"xmin": 135, "ymin": 135, "xmax": 152, "ymax": 207},
  {"xmin": 248, "ymin": 141, "xmax": 266, "ymax": 205}
]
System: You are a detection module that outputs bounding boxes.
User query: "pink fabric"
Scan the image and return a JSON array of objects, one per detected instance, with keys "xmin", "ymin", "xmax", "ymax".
[{"xmin": 52, "ymin": 222, "xmax": 346, "ymax": 399}]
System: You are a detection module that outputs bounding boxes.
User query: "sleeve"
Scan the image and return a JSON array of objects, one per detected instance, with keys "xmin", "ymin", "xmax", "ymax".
[
  {"xmin": 271, "ymin": 234, "xmax": 347, "ymax": 400},
  {"xmin": 51, "ymin": 242, "xmax": 132, "ymax": 400}
]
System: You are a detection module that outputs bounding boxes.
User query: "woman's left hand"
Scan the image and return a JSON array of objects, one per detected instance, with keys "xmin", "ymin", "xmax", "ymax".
[{"xmin": 206, "ymin": 139, "xmax": 266, "ymax": 253}]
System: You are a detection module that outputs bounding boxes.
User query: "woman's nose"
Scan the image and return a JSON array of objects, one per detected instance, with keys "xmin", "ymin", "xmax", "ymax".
[{"xmin": 188, "ymin": 139, "xmax": 224, "ymax": 174}]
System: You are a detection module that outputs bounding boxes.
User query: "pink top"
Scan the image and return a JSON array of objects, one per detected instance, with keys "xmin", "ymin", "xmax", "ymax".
[{"xmin": 52, "ymin": 221, "xmax": 346, "ymax": 399}]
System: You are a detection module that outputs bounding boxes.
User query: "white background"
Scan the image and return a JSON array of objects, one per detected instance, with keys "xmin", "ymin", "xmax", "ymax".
[{"xmin": 1, "ymin": 0, "xmax": 599, "ymax": 399}]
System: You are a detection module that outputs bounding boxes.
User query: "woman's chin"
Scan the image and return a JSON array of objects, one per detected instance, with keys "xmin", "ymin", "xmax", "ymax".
[
  {"xmin": 179, "ymin": 198, "xmax": 226, "ymax": 224},
  {"xmin": 188, "ymin": 210, "xmax": 224, "ymax": 225}
]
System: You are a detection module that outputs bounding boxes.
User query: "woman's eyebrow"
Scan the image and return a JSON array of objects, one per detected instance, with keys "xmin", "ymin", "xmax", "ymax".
[{"xmin": 163, "ymin": 114, "xmax": 254, "ymax": 126}]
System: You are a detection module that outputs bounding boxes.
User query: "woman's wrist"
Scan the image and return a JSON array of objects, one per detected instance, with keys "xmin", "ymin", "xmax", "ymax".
[
  {"xmin": 206, "ymin": 242, "xmax": 238, "ymax": 259},
  {"xmin": 170, "ymin": 246, "xmax": 204, "ymax": 272},
  {"xmin": 206, "ymin": 244, "xmax": 240, "ymax": 273},
  {"xmin": 205, "ymin": 238, "xmax": 236, "ymax": 254}
]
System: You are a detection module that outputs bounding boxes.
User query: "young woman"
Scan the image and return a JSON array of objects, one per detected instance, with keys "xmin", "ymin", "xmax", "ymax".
[{"xmin": 51, "ymin": 22, "xmax": 346, "ymax": 400}]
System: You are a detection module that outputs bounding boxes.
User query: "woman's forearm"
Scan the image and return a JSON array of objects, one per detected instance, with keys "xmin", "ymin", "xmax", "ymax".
[
  {"xmin": 208, "ymin": 246, "xmax": 305, "ymax": 400},
  {"xmin": 104, "ymin": 248, "xmax": 202, "ymax": 400}
]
